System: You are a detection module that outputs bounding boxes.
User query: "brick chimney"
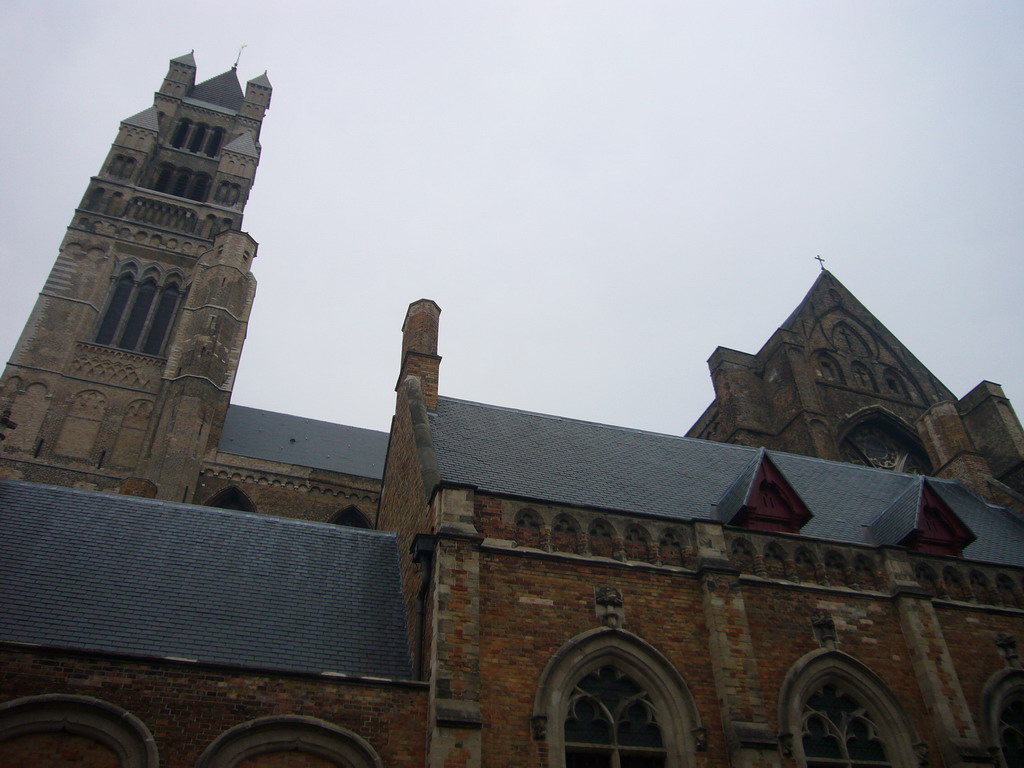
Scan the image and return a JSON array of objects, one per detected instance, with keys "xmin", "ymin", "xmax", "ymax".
[{"xmin": 398, "ymin": 299, "xmax": 441, "ymax": 409}]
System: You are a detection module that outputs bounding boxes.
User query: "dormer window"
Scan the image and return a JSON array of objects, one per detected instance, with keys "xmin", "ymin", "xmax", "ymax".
[{"xmin": 716, "ymin": 450, "xmax": 812, "ymax": 534}]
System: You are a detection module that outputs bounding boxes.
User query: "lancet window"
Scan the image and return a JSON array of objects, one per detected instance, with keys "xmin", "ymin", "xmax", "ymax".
[{"xmin": 95, "ymin": 268, "xmax": 183, "ymax": 356}]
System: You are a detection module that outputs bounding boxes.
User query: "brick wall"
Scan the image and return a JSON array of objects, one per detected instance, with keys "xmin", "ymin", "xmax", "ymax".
[
  {"xmin": 0, "ymin": 732, "xmax": 119, "ymax": 767},
  {"xmin": 0, "ymin": 648, "xmax": 427, "ymax": 768}
]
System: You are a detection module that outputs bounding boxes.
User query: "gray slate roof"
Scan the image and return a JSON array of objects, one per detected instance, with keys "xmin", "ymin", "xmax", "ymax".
[
  {"xmin": 171, "ymin": 51, "xmax": 196, "ymax": 67},
  {"xmin": 248, "ymin": 71, "xmax": 272, "ymax": 88},
  {"xmin": 429, "ymin": 397, "xmax": 1024, "ymax": 566},
  {"xmin": 0, "ymin": 479, "xmax": 411, "ymax": 678},
  {"xmin": 122, "ymin": 106, "xmax": 160, "ymax": 131},
  {"xmin": 219, "ymin": 405, "xmax": 389, "ymax": 479},
  {"xmin": 222, "ymin": 132, "xmax": 259, "ymax": 158},
  {"xmin": 188, "ymin": 68, "xmax": 244, "ymax": 111}
]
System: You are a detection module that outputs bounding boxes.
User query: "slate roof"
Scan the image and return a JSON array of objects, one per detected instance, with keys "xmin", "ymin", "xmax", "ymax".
[
  {"xmin": 429, "ymin": 397, "xmax": 1024, "ymax": 566},
  {"xmin": 219, "ymin": 405, "xmax": 389, "ymax": 479},
  {"xmin": 248, "ymin": 71, "xmax": 272, "ymax": 88},
  {"xmin": 0, "ymin": 479, "xmax": 412, "ymax": 678},
  {"xmin": 122, "ymin": 106, "xmax": 160, "ymax": 131},
  {"xmin": 222, "ymin": 132, "xmax": 259, "ymax": 158},
  {"xmin": 171, "ymin": 51, "xmax": 196, "ymax": 67},
  {"xmin": 188, "ymin": 67, "xmax": 244, "ymax": 111},
  {"xmin": 869, "ymin": 476, "xmax": 928, "ymax": 545},
  {"xmin": 714, "ymin": 448, "xmax": 764, "ymax": 524}
]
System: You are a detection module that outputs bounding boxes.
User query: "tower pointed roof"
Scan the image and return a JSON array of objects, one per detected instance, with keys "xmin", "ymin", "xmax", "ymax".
[
  {"xmin": 188, "ymin": 67, "xmax": 244, "ymax": 111},
  {"xmin": 248, "ymin": 71, "xmax": 272, "ymax": 89},
  {"xmin": 171, "ymin": 51, "xmax": 196, "ymax": 67},
  {"xmin": 222, "ymin": 132, "xmax": 259, "ymax": 158},
  {"xmin": 122, "ymin": 106, "xmax": 160, "ymax": 131}
]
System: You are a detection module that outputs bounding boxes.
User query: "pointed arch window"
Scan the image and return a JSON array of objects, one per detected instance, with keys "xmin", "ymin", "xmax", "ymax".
[
  {"xmin": 96, "ymin": 273, "xmax": 135, "ymax": 346},
  {"xmin": 839, "ymin": 420, "xmax": 931, "ymax": 475},
  {"xmin": 982, "ymin": 669, "xmax": 1024, "ymax": 768},
  {"xmin": 534, "ymin": 628, "xmax": 704, "ymax": 768},
  {"xmin": 779, "ymin": 650, "xmax": 923, "ymax": 768},
  {"xmin": 801, "ymin": 683, "xmax": 891, "ymax": 767},
  {"xmin": 119, "ymin": 279, "xmax": 157, "ymax": 350},
  {"xmin": 1000, "ymin": 698, "xmax": 1024, "ymax": 768},
  {"xmin": 565, "ymin": 665, "xmax": 666, "ymax": 767},
  {"xmin": 142, "ymin": 282, "xmax": 180, "ymax": 355},
  {"xmin": 206, "ymin": 487, "xmax": 256, "ymax": 513},
  {"xmin": 330, "ymin": 506, "xmax": 370, "ymax": 528},
  {"xmin": 96, "ymin": 270, "xmax": 183, "ymax": 356}
]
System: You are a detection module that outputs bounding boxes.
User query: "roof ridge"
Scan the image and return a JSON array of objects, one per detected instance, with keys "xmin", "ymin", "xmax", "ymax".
[
  {"xmin": 227, "ymin": 403, "xmax": 388, "ymax": 436},
  {"xmin": 0, "ymin": 477, "xmax": 397, "ymax": 538},
  {"xmin": 438, "ymin": 395, "xmax": 761, "ymax": 446}
]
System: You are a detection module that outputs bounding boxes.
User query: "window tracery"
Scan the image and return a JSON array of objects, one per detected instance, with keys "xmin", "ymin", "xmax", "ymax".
[
  {"xmin": 564, "ymin": 665, "xmax": 666, "ymax": 768},
  {"xmin": 999, "ymin": 698, "xmax": 1024, "ymax": 768},
  {"xmin": 779, "ymin": 650, "xmax": 922, "ymax": 768},
  {"xmin": 839, "ymin": 423, "xmax": 931, "ymax": 475},
  {"xmin": 801, "ymin": 684, "xmax": 891, "ymax": 767},
  {"xmin": 534, "ymin": 628, "xmax": 703, "ymax": 768}
]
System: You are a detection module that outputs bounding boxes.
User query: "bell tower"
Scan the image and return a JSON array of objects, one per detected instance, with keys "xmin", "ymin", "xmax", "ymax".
[{"xmin": 0, "ymin": 52, "xmax": 272, "ymax": 500}]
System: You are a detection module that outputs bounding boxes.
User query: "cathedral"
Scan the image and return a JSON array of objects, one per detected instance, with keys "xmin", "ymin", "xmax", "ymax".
[{"xmin": 2, "ymin": 53, "xmax": 1024, "ymax": 768}]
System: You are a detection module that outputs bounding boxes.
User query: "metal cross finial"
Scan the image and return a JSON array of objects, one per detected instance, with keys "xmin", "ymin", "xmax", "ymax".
[
  {"xmin": 815, "ymin": 254, "xmax": 826, "ymax": 271},
  {"xmin": 234, "ymin": 44, "xmax": 248, "ymax": 69}
]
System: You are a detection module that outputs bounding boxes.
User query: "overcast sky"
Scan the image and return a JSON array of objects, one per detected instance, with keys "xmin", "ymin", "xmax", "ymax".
[{"xmin": 1, "ymin": 1, "xmax": 1021, "ymax": 435}]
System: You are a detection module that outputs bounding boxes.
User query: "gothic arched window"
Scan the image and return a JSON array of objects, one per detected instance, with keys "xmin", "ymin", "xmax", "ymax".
[
  {"xmin": 779, "ymin": 650, "xmax": 922, "ymax": 768},
  {"xmin": 96, "ymin": 273, "xmax": 135, "ymax": 345},
  {"xmin": 330, "ymin": 506, "xmax": 370, "ymax": 528},
  {"xmin": 534, "ymin": 628, "xmax": 704, "ymax": 768},
  {"xmin": 96, "ymin": 269, "xmax": 183, "ymax": 356},
  {"xmin": 565, "ymin": 665, "xmax": 666, "ymax": 767},
  {"xmin": 141, "ymin": 282, "xmax": 180, "ymax": 355},
  {"xmin": 206, "ymin": 486, "xmax": 255, "ymax": 513},
  {"xmin": 119, "ymin": 279, "xmax": 157, "ymax": 350},
  {"xmin": 999, "ymin": 697, "xmax": 1024, "ymax": 768},
  {"xmin": 981, "ymin": 669, "xmax": 1024, "ymax": 768},
  {"xmin": 839, "ymin": 420, "xmax": 931, "ymax": 475},
  {"xmin": 801, "ymin": 683, "xmax": 891, "ymax": 767}
]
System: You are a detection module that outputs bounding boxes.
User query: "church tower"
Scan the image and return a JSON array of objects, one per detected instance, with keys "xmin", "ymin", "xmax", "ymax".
[
  {"xmin": 0, "ymin": 53, "xmax": 272, "ymax": 501},
  {"xmin": 688, "ymin": 270, "xmax": 1024, "ymax": 507}
]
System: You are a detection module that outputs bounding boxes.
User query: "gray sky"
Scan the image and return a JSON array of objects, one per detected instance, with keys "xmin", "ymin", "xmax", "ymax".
[{"xmin": 2, "ymin": 1, "xmax": 1021, "ymax": 435}]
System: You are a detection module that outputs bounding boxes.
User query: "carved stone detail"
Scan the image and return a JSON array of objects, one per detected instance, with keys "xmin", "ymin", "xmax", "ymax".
[
  {"xmin": 692, "ymin": 726, "xmax": 708, "ymax": 752},
  {"xmin": 996, "ymin": 632, "xmax": 1020, "ymax": 668},
  {"xmin": 530, "ymin": 714, "xmax": 547, "ymax": 741},
  {"xmin": 811, "ymin": 610, "xmax": 837, "ymax": 649},
  {"xmin": 595, "ymin": 586, "xmax": 624, "ymax": 628},
  {"xmin": 778, "ymin": 731, "xmax": 794, "ymax": 757}
]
